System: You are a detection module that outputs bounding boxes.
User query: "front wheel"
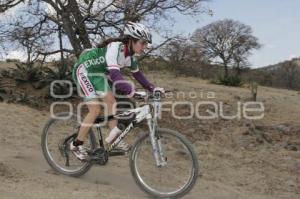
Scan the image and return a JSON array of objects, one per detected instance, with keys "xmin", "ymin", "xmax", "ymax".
[{"xmin": 129, "ymin": 128, "xmax": 199, "ymax": 198}]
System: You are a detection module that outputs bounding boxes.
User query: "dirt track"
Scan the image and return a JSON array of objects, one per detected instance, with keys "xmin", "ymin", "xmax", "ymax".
[{"xmin": 1, "ymin": 74, "xmax": 300, "ymax": 199}]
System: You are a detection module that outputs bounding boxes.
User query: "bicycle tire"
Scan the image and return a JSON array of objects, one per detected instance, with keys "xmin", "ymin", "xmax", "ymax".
[
  {"xmin": 41, "ymin": 112, "xmax": 97, "ymax": 177},
  {"xmin": 129, "ymin": 128, "xmax": 200, "ymax": 198}
]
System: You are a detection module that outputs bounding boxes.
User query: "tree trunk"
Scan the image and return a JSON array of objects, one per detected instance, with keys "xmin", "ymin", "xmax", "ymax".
[
  {"xmin": 58, "ymin": 24, "xmax": 66, "ymax": 77},
  {"xmin": 27, "ymin": 49, "xmax": 31, "ymax": 65},
  {"xmin": 61, "ymin": 13, "xmax": 83, "ymax": 57},
  {"xmin": 67, "ymin": 0, "xmax": 92, "ymax": 49},
  {"xmin": 224, "ymin": 63, "xmax": 228, "ymax": 78}
]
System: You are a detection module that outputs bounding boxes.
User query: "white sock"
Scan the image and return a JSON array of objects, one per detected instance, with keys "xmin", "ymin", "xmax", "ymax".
[{"xmin": 105, "ymin": 126, "xmax": 122, "ymax": 144}]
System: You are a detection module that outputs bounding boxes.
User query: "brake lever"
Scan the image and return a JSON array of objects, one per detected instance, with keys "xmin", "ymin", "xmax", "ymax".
[{"xmin": 153, "ymin": 90, "xmax": 171, "ymax": 99}]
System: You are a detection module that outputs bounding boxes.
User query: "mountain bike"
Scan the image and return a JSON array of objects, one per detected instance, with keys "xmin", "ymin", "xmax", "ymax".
[{"xmin": 41, "ymin": 90, "xmax": 199, "ymax": 198}]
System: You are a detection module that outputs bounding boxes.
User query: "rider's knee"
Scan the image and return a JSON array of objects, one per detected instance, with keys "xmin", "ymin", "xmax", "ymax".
[
  {"xmin": 106, "ymin": 95, "xmax": 117, "ymax": 106},
  {"xmin": 89, "ymin": 106, "xmax": 101, "ymax": 116}
]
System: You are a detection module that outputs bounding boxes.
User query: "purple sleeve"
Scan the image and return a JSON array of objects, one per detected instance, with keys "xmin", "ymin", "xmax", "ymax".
[
  {"xmin": 108, "ymin": 69, "xmax": 134, "ymax": 95},
  {"xmin": 132, "ymin": 71, "xmax": 155, "ymax": 92}
]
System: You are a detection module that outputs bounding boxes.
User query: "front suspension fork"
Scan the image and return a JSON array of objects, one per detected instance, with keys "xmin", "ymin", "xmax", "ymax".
[{"xmin": 147, "ymin": 118, "xmax": 167, "ymax": 167}]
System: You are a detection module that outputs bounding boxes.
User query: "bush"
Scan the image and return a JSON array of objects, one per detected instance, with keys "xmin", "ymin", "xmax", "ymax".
[
  {"xmin": 1, "ymin": 69, "xmax": 13, "ymax": 78},
  {"xmin": 6, "ymin": 58, "xmax": 20, "ymax": 63},
  {"xmin": 40, "ymin": 63, "xmax": 73, "ymax": 98},
  {"xmin": 211, "ymin": 74, "xmax": 243, "ymax": 87},
  {"xmin": 12, "ymin": 63, "xmax": 44, "ymax": 83}
]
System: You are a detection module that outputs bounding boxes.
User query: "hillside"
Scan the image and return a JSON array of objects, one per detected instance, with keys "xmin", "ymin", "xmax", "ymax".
[
  {"xmin": 0, "ymin": 72, "xmax": 300, "ymax": 199},
  {"xmin": 245, "ymin": 57, "xmax": 300, "ymax": 90},
  {"xmin": 257, "ymin": 57, "xmax": 300, "ymax": 72}
]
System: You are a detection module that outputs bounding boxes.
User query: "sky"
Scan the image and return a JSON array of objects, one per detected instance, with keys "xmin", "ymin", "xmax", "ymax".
[
  {"xmin": 1, "ymin": 0, "xmax": 300, "ymax": 68},
  {"xmin": 172, "ymin": 0, "xmax": 300, "ymax": 68}
]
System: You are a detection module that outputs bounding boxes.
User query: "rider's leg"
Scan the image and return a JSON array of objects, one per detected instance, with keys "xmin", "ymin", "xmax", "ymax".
[
  {"xmin": 103, "ymin": 91, "xmax": 121, "ymax": 143},
  {"xmin": 76, "ymin": 100, "xmax": 101, "ymax": 142},
  {"xmin": 103, "ymin": 91, "xmax": 130, "ymax": 151},
  {"xmin": 70, "ymin": 100, "xmax": 101, "ymax": 160}
]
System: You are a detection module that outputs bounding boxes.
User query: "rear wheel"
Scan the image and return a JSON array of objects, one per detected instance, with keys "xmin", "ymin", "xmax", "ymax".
[{"xmin": 41, "ymin": 112, "xmax": 96, "ymax": 177}]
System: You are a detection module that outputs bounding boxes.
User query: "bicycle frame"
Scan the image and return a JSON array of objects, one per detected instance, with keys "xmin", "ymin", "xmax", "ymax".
[
  {"xmin": 109, "ymin": 104, "xmax": 152, "ymax": 150},
  {"xmin": 96, "ymin": 92, "xmax": 167, "ymax": 167}
]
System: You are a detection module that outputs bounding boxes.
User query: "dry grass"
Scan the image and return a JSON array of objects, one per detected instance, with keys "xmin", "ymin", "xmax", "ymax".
[{"xmin": 0, "ymin": 70, "xmax": 299, "ymax": 199}]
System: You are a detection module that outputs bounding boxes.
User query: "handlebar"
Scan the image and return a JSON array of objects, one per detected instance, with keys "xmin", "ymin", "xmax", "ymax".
[{"xmin": 133, "ymin": 90, "xmax": 171, "ymax": 101}]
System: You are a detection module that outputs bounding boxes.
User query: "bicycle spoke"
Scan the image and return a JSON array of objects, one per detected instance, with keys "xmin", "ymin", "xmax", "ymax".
[
  {"xmin": 131, "ymin": 130, "xmax": 198, "ymax": 197},
  {"xmin": 42, "ymin": 113, "xmax": 95, "ymax": 176}
]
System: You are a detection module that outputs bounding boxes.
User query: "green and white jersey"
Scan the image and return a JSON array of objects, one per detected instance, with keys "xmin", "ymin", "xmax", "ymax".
[
  {"xmin": 72, "ymin": 41, "xmax": 139, "ymax": 99},
  {"xmin": 72, "ymin": 41, "xmax": 139, "ymax": 75},
  {"xmin": 105, "ymin": 41, "xmax": 139, "ymax": 72}
]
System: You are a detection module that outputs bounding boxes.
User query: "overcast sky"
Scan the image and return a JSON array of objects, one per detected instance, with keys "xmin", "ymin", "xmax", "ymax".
[
  {"xmin": 174, "ymin": 0, "xmax": 300, "ymax": 68},
  {"xmin": 1, "ymin": 0, "xmax": 299, "ymax": 68}
]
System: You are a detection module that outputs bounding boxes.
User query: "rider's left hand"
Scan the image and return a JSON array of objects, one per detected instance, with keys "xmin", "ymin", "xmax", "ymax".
[{"xmin": 153, "ymin": 87, "xmax": 165, "ymax": 94}]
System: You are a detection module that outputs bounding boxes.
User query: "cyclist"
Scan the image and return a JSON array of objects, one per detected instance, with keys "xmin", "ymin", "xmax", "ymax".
[{"xmin": 70, "ymin": 22, "xmax": 165, "ymax": 160}]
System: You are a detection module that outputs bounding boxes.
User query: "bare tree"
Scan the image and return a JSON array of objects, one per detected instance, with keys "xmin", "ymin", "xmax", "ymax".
[
  {"xmin": 162, "ymin": 37, "xmax": 189, "ymax": 76},
  {"xmin": 1, "ymin": 13, "xmax": 55, "ymax": 64},
  {"xmin": 232, "ymin": 51, "xmax": 250, "ymax": 75},
  {"xmin": 1, "ymin": 0, "xmax": 207, "ymax": 58},
  {"xmin": 277, "ymin": 60, "xmax": 300, "ymax": 89},
  {"xmin": 161, "ymin": 36, "xmax": 207, "ymax": 76},
  {"xmin": 0, "ymin": 0, "xmax": 24, "ymax": 13},
  {"xmin": 191, "ymin": 19, "xmax": 261, "ymax": 78}
]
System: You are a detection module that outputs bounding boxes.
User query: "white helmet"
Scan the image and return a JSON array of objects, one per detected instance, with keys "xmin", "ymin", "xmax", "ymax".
[{"xmin": 124, "ymin": 22, "xmax": 152, "ymax": 44}]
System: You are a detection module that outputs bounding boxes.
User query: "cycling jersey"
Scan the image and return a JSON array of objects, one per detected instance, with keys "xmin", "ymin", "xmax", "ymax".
[
  {"xmin": 105, "ymin": 42, "xmax": 139, "ymax": 72},
  {"xmin": 72, "ymin": 41, "xmax": 139, "ymax": 75},
  {"xmin": 72, "ymin": 41, "xmax": 142, "ymax": 100}
]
